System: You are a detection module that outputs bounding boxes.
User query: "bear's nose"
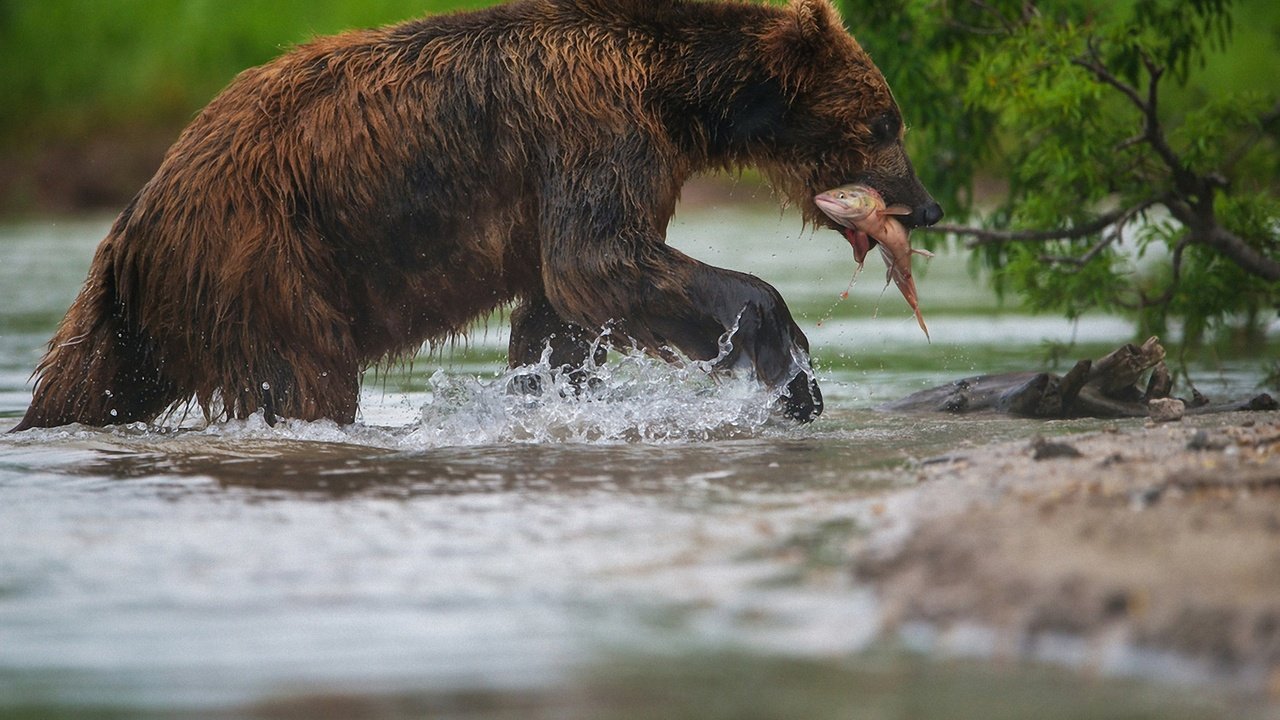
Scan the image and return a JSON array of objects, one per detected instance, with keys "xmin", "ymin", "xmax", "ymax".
[{"xmin": 916, "ymin": 202, "xmax": 944, "ymax": 228}]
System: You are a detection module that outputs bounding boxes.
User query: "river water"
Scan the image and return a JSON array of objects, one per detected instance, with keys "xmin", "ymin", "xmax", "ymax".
[{"xmin": 1, "ymin": 209, "xmax": 1274, "ymax": 718}]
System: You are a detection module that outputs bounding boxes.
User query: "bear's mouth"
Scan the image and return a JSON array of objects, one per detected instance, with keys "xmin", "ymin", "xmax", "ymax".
[{"xmin": 812, "ymin": 182, "xmax": 901, "ymax": 264}]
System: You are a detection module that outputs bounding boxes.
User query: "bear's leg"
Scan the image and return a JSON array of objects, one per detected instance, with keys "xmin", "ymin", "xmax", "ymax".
[
  {"xmin": 218, "ymin": 347, "xmax": 361, "ymax": 426},
  {"xmin": 654, "ymin": 260, "xmax": 823, "ymax": 423},
  {"xmin": 507, "ymin": 295, "xmax": 606, "ymax": 395},
  {"xmin": 12, "ymin": 273, "xmax": 181, "ymax": 431},
  {"xmin": 537, "ymin": 159, "xmax": 821, "ymax": 421},
  {"xmin": 545, "ymin": 247, "xmax": 823, "ymax": 422}
]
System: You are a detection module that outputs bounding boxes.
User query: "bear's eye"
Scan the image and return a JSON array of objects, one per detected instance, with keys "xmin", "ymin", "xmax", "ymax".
[{"xmin": 870, "ymin": 113, "xmax": 901, "ymax": 144}]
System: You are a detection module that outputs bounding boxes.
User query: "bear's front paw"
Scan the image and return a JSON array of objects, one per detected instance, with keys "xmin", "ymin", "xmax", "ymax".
[{"xmin": 780, "ymin": 371, "xmax": 823, "ymax": 422}]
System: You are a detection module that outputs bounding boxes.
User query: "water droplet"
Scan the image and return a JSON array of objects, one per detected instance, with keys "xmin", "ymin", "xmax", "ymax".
[
  {"xmin": 261, "ymin": 382, "xmax": 271, "ymax": 391},
  {"xmin": 109, "ymin": 409, "xmax": 118, "ymax": 417}
]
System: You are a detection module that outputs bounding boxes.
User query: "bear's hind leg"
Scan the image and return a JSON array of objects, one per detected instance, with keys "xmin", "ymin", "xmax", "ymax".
[
  {"xmin": 507, "ymin": 295, "xmax": 606, "ymax": 395},
  {"xmin": 12, "ymin": 281, "xmax": 183, "ymax": 431},
  {"xmin": 216, "ymin": 348, "xmax": 361, "ymax": 426}
]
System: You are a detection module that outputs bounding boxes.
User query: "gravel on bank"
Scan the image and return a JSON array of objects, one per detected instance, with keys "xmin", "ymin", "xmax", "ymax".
[{"xmin": 852, "ymin": 412, "xmax": 1280, "ymax": 694}]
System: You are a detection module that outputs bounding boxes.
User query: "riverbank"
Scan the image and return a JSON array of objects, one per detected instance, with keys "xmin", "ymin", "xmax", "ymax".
[{"xmin": 852, "ymin": 410, "xmax": 1280, "ymax": 698}]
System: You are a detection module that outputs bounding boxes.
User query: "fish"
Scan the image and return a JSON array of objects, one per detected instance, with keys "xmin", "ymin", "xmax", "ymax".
[{"xmin": 813, "ymin": 183, "xmax": 933, "ymax": 340}]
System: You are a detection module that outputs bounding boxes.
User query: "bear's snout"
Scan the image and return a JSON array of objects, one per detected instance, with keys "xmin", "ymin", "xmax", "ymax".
[{"xmin": 908, "ymin": 201, "xmax": 944, "ymax": 229}]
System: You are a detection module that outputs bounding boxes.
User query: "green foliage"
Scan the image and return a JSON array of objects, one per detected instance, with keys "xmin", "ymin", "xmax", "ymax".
[
  {"xmin": 0, "ymin": 0, "xmax": 500, "ymax": 145},
  {"xmin": 840, "ymin": 0, "xmax": 1279, "ymax": 349}
]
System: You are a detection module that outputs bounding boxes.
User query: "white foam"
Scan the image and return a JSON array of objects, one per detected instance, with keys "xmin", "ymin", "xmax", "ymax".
[{"xmin": 404, "ymin": 345, "xmax": 785, "ymax": 447}]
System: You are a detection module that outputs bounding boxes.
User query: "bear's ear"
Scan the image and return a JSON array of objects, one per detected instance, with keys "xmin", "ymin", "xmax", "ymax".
[
  {"xmin": 762, "ymin": 0, "xmax": 842, "ymax": 88},
  {"xmin": 792, "ymin": 0, "xmax": 838, "ymax": 40}
]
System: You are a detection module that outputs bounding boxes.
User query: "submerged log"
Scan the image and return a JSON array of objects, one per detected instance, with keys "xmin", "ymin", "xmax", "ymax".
[{"xmin": 879, "ymin": 337, "xmax": 1277, "ymax": 419}]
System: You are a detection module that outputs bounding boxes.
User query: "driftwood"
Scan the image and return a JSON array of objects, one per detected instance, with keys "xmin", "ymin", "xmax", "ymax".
[{"xmin": 879, "ymin": 337, "xmax": 1277, "ymax": 419}]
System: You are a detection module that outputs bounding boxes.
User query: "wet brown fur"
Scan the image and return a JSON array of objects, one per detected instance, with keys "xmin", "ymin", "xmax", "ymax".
[{"xmin": 15, "ymin": 0, "xmax": 934, "ymax": 430}]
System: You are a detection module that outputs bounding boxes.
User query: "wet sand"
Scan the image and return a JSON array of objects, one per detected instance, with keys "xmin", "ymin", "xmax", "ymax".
[{"xmin": 854, "ymin": 411, "xmax": 1280, "ymax": 694}]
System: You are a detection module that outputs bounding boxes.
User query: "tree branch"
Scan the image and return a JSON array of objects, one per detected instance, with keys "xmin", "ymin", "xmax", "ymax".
[
  {"xmin": 1037, "ymin": 200, "xmax": 1153, "ymax": 269},
  {"xmin": 1036, "ymin": 233, "xmax": 1117, "ymax": 268},
  {"xmin": 1071, "ymin": 46, "xmax": 1202, "ymax": 199},
  {"xmin": 1070, "ymin": 43, "xmax": 1145, "ymax": 109},
  {"xmin": 1165, "ymin": 196, "xmax": 1280, "ymax": 283},
  {"xmin": 924, "ymin": 206, "xmax": 1128, "ymax": 246},
  {"xmin": 923, "ymin": 200, "xmax": 1162, "ymax": 250},
  {"xmin": 1202, "ymin": 226, "xmax": 1280, "ymax": 283}
]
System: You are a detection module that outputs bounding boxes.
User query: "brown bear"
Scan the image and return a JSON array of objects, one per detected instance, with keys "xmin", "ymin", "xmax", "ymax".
[{"xmin": 12, "ymin": 0, "xmax": 940, "ymax": 432}]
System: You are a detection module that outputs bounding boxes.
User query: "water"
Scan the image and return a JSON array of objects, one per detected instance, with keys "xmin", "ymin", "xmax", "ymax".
[{"xmin": 0, "ymin": 209, "xmax": 1274, "ymax": 718}]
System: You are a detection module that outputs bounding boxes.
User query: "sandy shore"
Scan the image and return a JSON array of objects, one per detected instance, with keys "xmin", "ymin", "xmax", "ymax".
[{"xmin": 852, "ymin": 411, "xmax": 1280, "ymax": 693}]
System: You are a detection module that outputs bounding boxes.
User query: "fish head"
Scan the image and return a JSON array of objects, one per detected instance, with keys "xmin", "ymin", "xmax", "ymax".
[{"xmin": 812, "ymin": 184, "xmax": 882, "ymax": 228}]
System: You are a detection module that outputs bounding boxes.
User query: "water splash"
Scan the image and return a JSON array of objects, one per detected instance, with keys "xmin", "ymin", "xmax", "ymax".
[
  {"xmin": 3, "ymin": 323, "xmax": 804, "ymax": 449},
  {"xmin": 406, "ymin": 344, "xmax": 785, "ymax": 446}
]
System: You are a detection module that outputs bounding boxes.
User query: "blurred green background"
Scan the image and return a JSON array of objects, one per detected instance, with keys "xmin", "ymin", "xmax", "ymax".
[
  {"xmin": 0, "ymin": 0, "xmax": 505, "ymax": 213},
  {"xmin": 0, "ymin": 1, "xmax": 498, "ymax": 141}
]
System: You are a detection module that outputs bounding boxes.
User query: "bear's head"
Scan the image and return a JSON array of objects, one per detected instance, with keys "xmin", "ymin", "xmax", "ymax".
[{"xmin": 756, "ymin": 0, "xmax": 942, "ymax": 231}]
